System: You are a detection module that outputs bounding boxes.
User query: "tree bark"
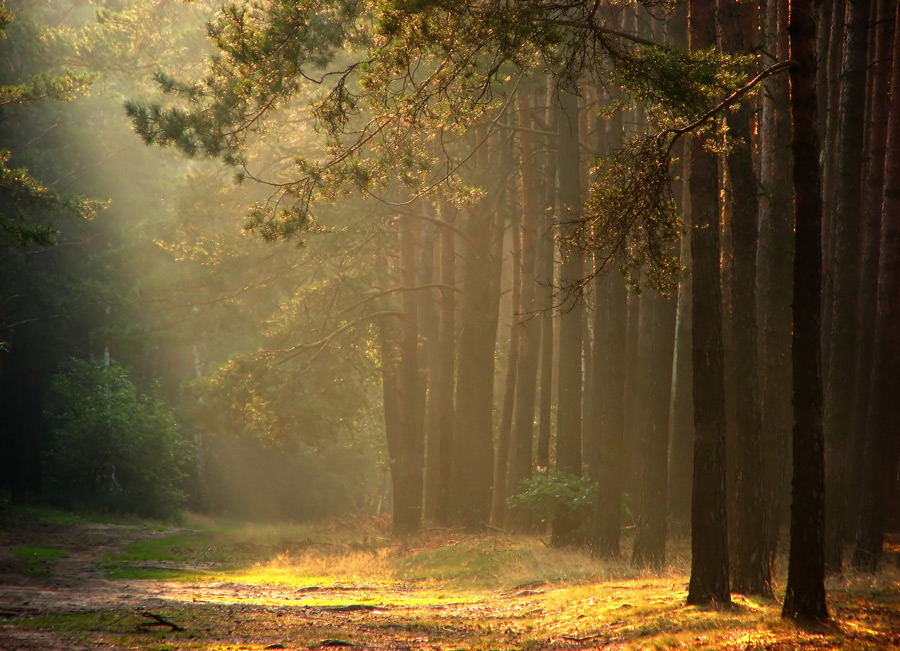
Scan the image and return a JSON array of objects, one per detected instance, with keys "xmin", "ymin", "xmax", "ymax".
[
  {"xmin": 631, "ymin": 292, "xmax": 676, "ymax": 569},
  {"xmin": 507, "ymin": 91, "xmax": 542, "ymax": 531},
  {"xmin": 393, "ymin": 213, "xmax": 426, "ymax": 533},
  {"xmin": 430, "ymin": 201, "xmax": 457, "ymax": 525},
  {"xmin": 782, "ymin": 0, "xmax": 829, "ymax": 622},
  {"xmin": 450, "ymin": 197, "xmax": 500, "ymax": 529},
  {"xmin": 852, "ymin": 6, "xmax": 900, "ymax": 572},
  {"xmin": 758, "ymin": 0, "xmax": 793, "ymax": 569},
  {"xmin": 848, "ymin": 0, "xmax": 895, "ymax": 546},
  {"xmin": 823, "ymin": 0, "xmax": 871, "ymax": 574},
  {"xmin": 552, "ymin": 87, "xmax": 584, "ymax": 546},
  {"xmin": 719, "ymin": 0, "xmax": 772, "ymax": 598},
  {"xmin": 686, "ymin": 0, "xmax": 730, "ymax": 607}
]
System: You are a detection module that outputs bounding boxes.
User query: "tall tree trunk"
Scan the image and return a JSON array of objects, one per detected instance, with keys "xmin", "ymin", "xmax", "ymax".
[
  {"xmin": 492, "ymin": 191, "xmax": 521, "ymax": 525},
  {"xmin": 393, "ymin": 214, "xmax": 425, "ymax": 533},
  {"xmin": 719, "ymin": 0, "xmax": 772, "ymax": 598},
  {"xmin": 666, "ymin": 3, "xmax": 694, "ymax": 540},
  {"xmin": 632, "ymin": 293, "xmax": 676, "ymax": 569},
  {"xmin": 507, "ymin": 91, "xmax": 542, "ymax": 531},
  {"xmin": 686, "ymin": 0, "xmax": 730, "ymax": 607},
  {"xmin": 552, "ymin": 87, "xmax": 584, "ymax": 546},
  {"xmin": 536, "ymin": 79, "xmax": 558, "ymax": 474},
  {"xmin": 758, "ymin": 0, "xmax": 793, "ymax": 567},
  {"xmin": 823, "ymin": 0, "xmax": 872, "ymax": 574},
  {"xmin": 819, "ymin": 0, "xmax": 846, "ymax": 376},
  {"xmin": 848, "ymin": 0, "xmax": 895, "ymax": 546},
  {"xmin": 852, "ymin": 7, "xmax": 900, "ymax": 572},
  {"xmin": 450, "ymin": 198, "xmax": 499, "ymax": 529},
  {"xmin": 591, "ymin": 267, "xmax": 628, "ymax": 556},
  {"xmin": 430, "ymin": 201, "xmax": 458, "ymax": 525},
  {"xmin": 782, "ymin": 0, "xmax": 829, "ymax": 622},
  {"xmin": 421, "ymin": 213, "xmax": 442, "ymax": 522}
]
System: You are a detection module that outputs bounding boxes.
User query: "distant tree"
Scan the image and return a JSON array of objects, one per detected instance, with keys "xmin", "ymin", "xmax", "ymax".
[{"xmin": 553, "ymin": 88, "xmax": 585, "ymax": 546}]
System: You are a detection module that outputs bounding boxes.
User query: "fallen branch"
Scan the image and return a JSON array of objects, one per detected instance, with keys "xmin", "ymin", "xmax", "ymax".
[{"xmin": 138, "ymin": 611, "xmax": 184, "ymax": 632}]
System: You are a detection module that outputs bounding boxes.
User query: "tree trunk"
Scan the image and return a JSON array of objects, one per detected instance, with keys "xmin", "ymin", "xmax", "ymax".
[
  {"xmin": 686, "ymin": 0, "xmax": 730, "ymax": 607},
  {"xmin": 782, "ymin": 0, "xmax": 829, "ymax": 621},
  {"xmin": 507, "ymin": 91, "xmax": 542, "ymax": 531},
  {"xmin": 492, "ymin": 188, "xmax": 521, "ymax": 525},
  {"xmin": 823, "ymin": 0, "xmax": 871, "ymax": 574},
  {"xmin": 848, "ymin": 0, "xmax": 895, "ymax": 546},
  {"xmin": 719, "ymin": 0, "xmax": 772, "ymax": 598},
  {"xmin": 552, "ymin": 87, "xmax": 584, "ymax": 547},
  {"xmin": 591, "ymin": 267, "xmax": 628, "ymax": 556},
  {"xmin": 758, "ymin": 0, "xmax": 793, "ymax": 568},
  {"xmin": 819, "ymin": 0, "xmax": 846, "ymax": 376},
  {"xmin": 450, "ymin": 198, "xmax": 499, "ymax": 529},
  {"xmin": 852, "ymin": 7, "xmax": 900, "ymax": 572},
  {"xmin": 392, "ymin": 214, "xmax": 426, "ymax": 533},
  {"xmin": 536, "ymin": 78, "xmax": 558, "ymax": 474},
  {"xmin": 631, "ymin": 292, "xmax": 676, "ymax": 569},
  {"xmin": 429, "ymin": 201, "xmax": 458, "ymax": 525},
  {"xmin": 665, "ymin": 4, "xmax": 694, "ymax": 540}
]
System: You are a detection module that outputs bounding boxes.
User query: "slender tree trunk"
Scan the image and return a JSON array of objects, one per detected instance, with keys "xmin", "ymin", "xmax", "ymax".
[
  {"xmin": 823, "ymin": 0, "xmax": 872, "ymax": 574},
  {"xmin": 536, "ymin": 79, "xmax": 558, "ymax": 473},
  {"xmin": 686, "ymin": 0, "xmax": 730, "ymax": 607},
  {"xmin": 393, "ymin": 214, "xmax": 426, "ymax": 533},
  {"xmin": 852, "ymin": 8, "xmax": 900, "ymax": 572},
  {"xmin": 552, "ymin": 87, "xmax": 584, "ymax": 546},
  {"xmin": 591, "ymin": 267, "xmax": 628, "ymax": 556},
  {"xmin": 632, "ymin": 293, "xmax": 676, "ymax": 569},
  {"xmin": 719, "ymin": 0, "xmax": 772, "ymax": 598},
  {"xmin": 782, "ymin": 0, "xmax": 829, "ymax": 621},
  {"xmin": 431, "ymin": 202, "xmax": 458, "ymax": 525},
  {"xmin": 421, "ymin": 213, "xmax": 442, "ymax": 522},
  {"xmin": 758, "ymin": 0, "xmax": 793, "ymax": 567},
  {"xmin": 450, "ymin": 201, "xmax": 499, "ymax": 529},
  {"xmin": 492, "ymin": 192, "xmax": 521, "ymax": 525},
  {"xmin": 819, "ymin": 0, "xmax": 846, "ymax": 375},
  {"xmin": 666, "ymin": 3, "xmax": 694, "ymax": 540},
  {"xmin": 848, "ymin": 0, "xmax": 895, "ymax": 545},
  {"xmin": 507, "ymin": 91, "xmax": 542, "ymax": 531}
]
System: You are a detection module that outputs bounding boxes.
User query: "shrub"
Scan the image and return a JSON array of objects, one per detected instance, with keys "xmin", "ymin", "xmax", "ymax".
[{"xmin": 43, "ymin": 358, "xmax": 189, "ymax": 519}]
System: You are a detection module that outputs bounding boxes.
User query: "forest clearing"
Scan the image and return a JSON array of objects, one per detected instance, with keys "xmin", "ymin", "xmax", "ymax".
[
  {"xmin": 5, "ymin": 0, "xmax": 900, "ymax": 640},
  {"xmin": 1, "ymin": 510, "xmax": 899, "ymax": 651}
]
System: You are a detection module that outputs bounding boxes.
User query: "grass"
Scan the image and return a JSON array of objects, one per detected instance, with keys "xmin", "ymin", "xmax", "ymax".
[
  {"xmin": 4, "ymin": 513, "xmax": 899, "ymax": 650},
  {"xmin": 11, "ymin": 545, "xmax": 69, "ymax": 575}
]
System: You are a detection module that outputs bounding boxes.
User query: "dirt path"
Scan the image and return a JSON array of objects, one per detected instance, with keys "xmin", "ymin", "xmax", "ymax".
[{"xmin": 0, "ymin": 520, "xmax": 562, "ymax": 651}]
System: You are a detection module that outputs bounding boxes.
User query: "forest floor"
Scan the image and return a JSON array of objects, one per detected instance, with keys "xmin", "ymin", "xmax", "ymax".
[{"xmin": 0, "ymin": 509, "xmax": 898, "ymax": 650}]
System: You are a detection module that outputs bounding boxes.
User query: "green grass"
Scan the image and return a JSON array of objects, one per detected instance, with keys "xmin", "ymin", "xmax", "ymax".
[{"xmin": 11, "ymin": 546, "xmax": 69, "ymax": 575}]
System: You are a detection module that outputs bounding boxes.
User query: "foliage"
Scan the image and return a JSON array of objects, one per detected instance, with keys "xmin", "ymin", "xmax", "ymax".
[
  {"xmin": 0, "ymin": 0, "xmax": 103, "ymax": 247},
  {"xmin": 124, "ymin": 0, "xmax": 773, "ymax": 291},
  {"xmin": 43, "ymin": 358, "xmax": 190, "ymax": 519},
  {"xmin": 507, "ymin": 471, "xmax": 598, "ymax": 522}
]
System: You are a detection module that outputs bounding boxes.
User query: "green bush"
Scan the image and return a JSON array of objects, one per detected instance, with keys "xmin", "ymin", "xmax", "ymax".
[
  {"xmin": 43, "ymin": 358, "xmax": 189, "ymax": 519},
  {"xmin": 507, "ymin": 471, "xmax": 597, "ymax": 522}
]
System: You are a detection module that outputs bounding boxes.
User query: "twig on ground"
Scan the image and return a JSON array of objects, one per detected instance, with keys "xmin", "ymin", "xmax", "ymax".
[{"xmin": 138, "ymin": 611, "xmax": 185, "ymax": 631}]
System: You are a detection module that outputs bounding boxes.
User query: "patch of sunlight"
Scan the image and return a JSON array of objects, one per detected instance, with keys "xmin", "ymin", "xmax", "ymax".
[
  {"xmin": 191, "ymin": 589, "xmax": 480, "ymax": 609},
  {"xmin": 232, "ymin": 549, "xmax": 393, "ymax": 585}
]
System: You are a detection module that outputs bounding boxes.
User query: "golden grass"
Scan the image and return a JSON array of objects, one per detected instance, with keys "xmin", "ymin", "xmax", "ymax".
[{"xmin": 27, "ymin": 515, "xmax": 900, "ymax": 650}]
